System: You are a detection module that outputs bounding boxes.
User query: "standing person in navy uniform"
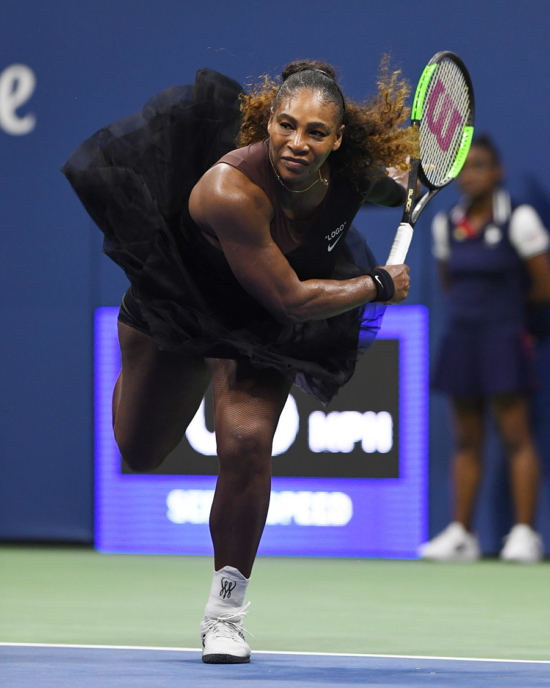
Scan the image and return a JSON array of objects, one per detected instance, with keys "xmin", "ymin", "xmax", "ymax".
[
  {"xmin": 63, "ymin": 60, "xmax": 417, "ymax": 662},
  {"xmin": 420, "ymin": 135, "xmax": 550, "ymax": 563}
]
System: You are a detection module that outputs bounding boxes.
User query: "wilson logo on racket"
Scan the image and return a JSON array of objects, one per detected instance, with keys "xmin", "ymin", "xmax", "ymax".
[
  {"xmin": 386, "ymin": 51, "xmax": 475, "ymax": 268},
  {"xmin": 426, "ymin": 79, "xmax": 463, "ymax": 152}
]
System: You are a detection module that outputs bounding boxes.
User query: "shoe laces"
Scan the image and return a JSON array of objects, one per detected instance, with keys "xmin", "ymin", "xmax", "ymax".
[{"xmin": 203, "ymin": 602, "xmax": 253, "ymax": 640}]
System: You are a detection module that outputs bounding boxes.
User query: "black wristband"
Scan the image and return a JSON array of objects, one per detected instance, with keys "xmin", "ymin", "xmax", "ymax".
[{"xmin": 367, "ymin": 268, "xmax": 395, "ymax": 302}]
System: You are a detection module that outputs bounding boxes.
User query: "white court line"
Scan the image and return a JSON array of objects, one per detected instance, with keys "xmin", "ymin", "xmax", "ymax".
[{"xmin": 1, "ymin": 642, "xmax": 550, "ymax": 665}]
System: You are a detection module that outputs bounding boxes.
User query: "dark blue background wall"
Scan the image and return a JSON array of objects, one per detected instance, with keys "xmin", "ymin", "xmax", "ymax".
[{"xmin": 1, "ymin": 0, "xmax": 549, "ymax": 551}]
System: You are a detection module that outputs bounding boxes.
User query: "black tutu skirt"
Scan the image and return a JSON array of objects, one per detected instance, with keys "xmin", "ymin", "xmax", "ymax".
[{"xmin": 62, "ymin": 69, "xmax": 385, "ymax": 404}]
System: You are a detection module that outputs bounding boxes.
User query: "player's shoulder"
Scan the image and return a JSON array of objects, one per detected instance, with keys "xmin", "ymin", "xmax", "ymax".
[
  {"xmin": 508, "ymin": 200, "xmax": 549, "ymax": 258},
  {"xmin": 510, "ymin": 203, "xmax": 543, "ymax": 226},
  {"xmin": 196, "ymin": 163, "xmax": 268, "ymax": 204},
  {"xmin": 190, "ymin": 163, "xmax": 272, "ymax": 224}
]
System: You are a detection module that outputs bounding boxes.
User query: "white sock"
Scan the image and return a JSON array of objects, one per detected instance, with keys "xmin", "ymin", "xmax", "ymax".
[{"xmin": 204, "ymin": 566, "xmax": 249, "ymax": 619}]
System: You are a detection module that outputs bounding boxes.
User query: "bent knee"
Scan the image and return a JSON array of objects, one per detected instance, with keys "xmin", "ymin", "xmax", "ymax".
[
  {"xmin": 502, "ymin": 433, "xmax": 531, "ymax": 458},
  {"xmin": 119, "ymin": 449, "xmax": 164, "ymax": 473},
  {"xmin": 115, "ymin": 433, "xmax": 170, "ymax": 473}
]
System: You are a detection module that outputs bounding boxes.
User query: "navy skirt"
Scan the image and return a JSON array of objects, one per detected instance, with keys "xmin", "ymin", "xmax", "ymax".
[{"xmin": 433, "ymin": 324, "xmax": 537, "ymax": 397}]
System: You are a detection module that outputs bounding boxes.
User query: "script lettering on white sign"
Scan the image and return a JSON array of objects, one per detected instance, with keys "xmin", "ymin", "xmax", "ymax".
[{"xmin": 0, "ymin": 64, "xmax": 36, "ymax": 135}]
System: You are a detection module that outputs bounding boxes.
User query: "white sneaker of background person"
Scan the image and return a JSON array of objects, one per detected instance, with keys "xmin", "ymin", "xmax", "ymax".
[
  {"xmin": 200, "ymin": 566, "xmax": 252, "ymax": 664},
  {"xmin": 417, "ymin": 522, "xmax": 481, "ymax": 562},
  {"xmin": 500, "ymin": 524, "xmax": 544, "ymax": 564}
]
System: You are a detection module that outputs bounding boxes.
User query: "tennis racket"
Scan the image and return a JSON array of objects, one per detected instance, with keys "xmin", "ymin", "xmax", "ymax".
[{"xmin": 386, "ymin": 51, "xmax": 475, "ymax": 265}]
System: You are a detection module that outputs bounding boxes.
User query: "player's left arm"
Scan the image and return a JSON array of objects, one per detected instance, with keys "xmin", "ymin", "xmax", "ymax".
[
  {"xmin": 363, "ymin": 166, "xmax": 422, "ymax": 208},
  {"xmin": 365, "ymin": 174, "xmax": 407, "ymax": 207},
  {"xmin": 386, "ymin": 164, "xmax": 423, "ymax": 200},
  {"xmin": 509, "ymin": 205, "xmax": 550, "ymax": 302}
]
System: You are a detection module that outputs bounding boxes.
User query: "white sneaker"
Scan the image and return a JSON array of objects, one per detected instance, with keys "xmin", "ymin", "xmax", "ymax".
[
  {"xmin": 418, "ymin": 522, "xmax": 481, "ymax": 561},
  {"xmin": 200, "ymin": 603, "xmax": 251, "ymax": 664},
  {"xmin": 500, "ymin": 524, "xmax": 543, "ymax": 563}
]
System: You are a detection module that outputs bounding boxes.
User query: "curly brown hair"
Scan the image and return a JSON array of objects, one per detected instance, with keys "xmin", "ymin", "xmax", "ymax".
[{"xmin": 238, "ymin": 57, "xmax": 419, "ymax": 195}]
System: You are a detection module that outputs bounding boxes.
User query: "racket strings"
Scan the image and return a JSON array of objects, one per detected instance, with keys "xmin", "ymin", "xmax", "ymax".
[
  {"xmin": 421, "ymin": 62, "xmax": 467, "ymax": 177},
  {"xmin": 419, "ymin": 58, "xmax": 471, "ymax": 187}
]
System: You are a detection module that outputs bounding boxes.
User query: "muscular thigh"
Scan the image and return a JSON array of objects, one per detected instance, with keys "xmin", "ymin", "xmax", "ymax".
[
  {"xmin": 208, "ymin": 358, "xmax": 292, "ymax": 468},
  {"xmin": 114, "ymin": 322, "xmax": 211, "ymax": 469}
]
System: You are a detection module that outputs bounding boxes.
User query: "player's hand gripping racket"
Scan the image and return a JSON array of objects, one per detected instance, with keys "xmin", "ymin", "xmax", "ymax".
[{"xmin": 386, "ymin": 51, "xmax": 475, "ymax": 265}]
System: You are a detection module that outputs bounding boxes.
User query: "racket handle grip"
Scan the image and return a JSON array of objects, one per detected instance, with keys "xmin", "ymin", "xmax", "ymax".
[{"xmin": 386, "ymin": 223, "xmax": 414, "ymax": 265}]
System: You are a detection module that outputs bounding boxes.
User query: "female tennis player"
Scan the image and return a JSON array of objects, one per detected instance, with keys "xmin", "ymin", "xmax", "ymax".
[
  {"xmin": 63, "ymin": 59, "xmax": 417, "ymax": 663},
  {"xmin": 420, "ymin": 135, "xmax": 550, "ymax": 563}
]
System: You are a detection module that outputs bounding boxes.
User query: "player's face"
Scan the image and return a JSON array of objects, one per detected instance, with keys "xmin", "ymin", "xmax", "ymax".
[
  {"xmin": 457, "ymin": 146, "xmax": 502, "ymax": 200},
  {"xmin": 267, "ymin": 89, "xmax": 344, "ymax": 191}
]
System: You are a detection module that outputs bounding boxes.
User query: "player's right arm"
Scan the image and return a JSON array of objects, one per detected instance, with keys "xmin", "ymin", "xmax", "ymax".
[{"xmin": 189, "ymin": 165, "xmax": 410, "ymax": 324}]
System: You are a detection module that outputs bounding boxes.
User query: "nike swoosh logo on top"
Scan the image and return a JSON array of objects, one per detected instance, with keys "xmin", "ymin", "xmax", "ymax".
[{"xmin": 327, "ymin": 234, "xmax": 344, "ymax": 252}]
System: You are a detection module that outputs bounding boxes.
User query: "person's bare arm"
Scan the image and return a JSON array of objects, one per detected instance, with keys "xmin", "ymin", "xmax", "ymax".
[
  {"xmin": 525, "ymin": 253, "xmax": 550, "ymax": 303},
  {"xmin": 189, "ymin": 165, "xmax": 410, "ymax": 324}
]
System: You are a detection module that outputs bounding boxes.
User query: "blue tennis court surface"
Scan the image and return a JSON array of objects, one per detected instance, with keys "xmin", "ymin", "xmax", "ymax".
[{"xmin": 2, "ymin": 644, "xmax": 550, "ymax": 687}]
